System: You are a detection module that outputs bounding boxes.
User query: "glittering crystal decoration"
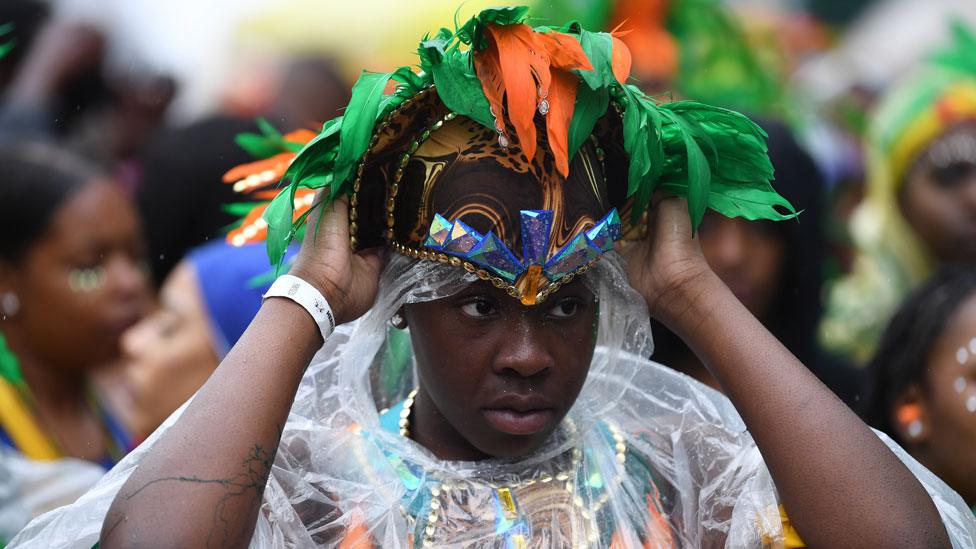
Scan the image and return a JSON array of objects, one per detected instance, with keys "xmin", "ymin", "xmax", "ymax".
[
  {"xmin": 424, "ymin": 214, "xmax": 453, "ymax": 249},
  {"xmin": 520, "ymin": 210, "xmax": 553, "ymax": 265},
  {"xmin": 586, "ymin": 209, "xmax": 621, "ymax": 253},
  {"xmin": 466, "ymin": 232, "xmax": 525, "ymax": 282},
  {"xmin": 586, "ymin": 221, "xmax": 612, "ymax": 253},
  {"xmin": 544, "ymin": 233, "xmax": 602, "ymax": 280},
  {"xmin": 423, "ymin": 208, "xmax": 622, "ymax": 293},
  {"xmin": 606, "ymin": 209, "xmax": 622, "ymax": 240},
  {"xmin": 443, "ymin": 220, "xmax": 482, "ymax": 255}
]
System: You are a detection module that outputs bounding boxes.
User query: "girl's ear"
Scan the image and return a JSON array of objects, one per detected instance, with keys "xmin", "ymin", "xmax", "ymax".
[{"xmin": 891, "ymin": 384, "xmax": 931, "ymax": 445}]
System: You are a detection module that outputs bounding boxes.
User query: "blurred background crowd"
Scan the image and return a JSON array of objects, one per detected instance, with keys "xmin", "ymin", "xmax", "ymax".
[{"xmin": 1, "ymin": 0, "xmax": 976, "ymax": 542}]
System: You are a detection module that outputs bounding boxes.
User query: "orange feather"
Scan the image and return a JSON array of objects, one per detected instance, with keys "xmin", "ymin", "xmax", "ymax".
[
  {"xmin": 283, "ymin": 128, "xmax": 318, "ymax": 144},
  {"xmin": 537, "ymin": 31, "xmax": 593, "ymax": 72},
  {"xmin": 610, "ymin": 35, "xmax": 633, "ymax": 86},
  {"xmin": 485, "ymin": 23, "xmax": 542, "ymax": 161},
  {"xmin": 473, "ymin": 39, "xmax": 508, "ymax": 139},
  {"xmin": 222, "ymin": 152, "xmax": 294, "ymax": 185},
  {"xmin": 546, "ymin": 69, "xmax": 580, "ymax": 177}
]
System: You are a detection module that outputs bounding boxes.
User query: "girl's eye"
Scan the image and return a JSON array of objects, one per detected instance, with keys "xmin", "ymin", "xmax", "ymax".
[
  {"xmin": 460, "ymin": 298, "xmax": 498, "ymax": 318},
  {"xmin": 549, "ymin": 297, "xmax": 582, "ymax": 319}
]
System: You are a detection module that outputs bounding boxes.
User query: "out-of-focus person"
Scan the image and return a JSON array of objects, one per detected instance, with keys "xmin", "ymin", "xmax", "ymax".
[
  {"xmin": 137, "ymin": 55, "xmax": 348, "ymax": 285},
  {"xmin": 116, "ymin": 241, "xmax": 296, "ymax": 438},
  {"xmin": 652, "ymin": 119, "xmax": 863, "ymax": 402},
  {"xmin": 0, "ymin": 141, "xmax": 150, "ymax": 537},
  {"xmin": 861, "ymin": 266, "xmax": 976, "ymax": 511},
  {"xmin": 821, "ymin": 22, "xmax": 976, "ymax": 365},
  {"xmin": 0, "ymin": 19, "xmax": 176, "ymax": 177}
]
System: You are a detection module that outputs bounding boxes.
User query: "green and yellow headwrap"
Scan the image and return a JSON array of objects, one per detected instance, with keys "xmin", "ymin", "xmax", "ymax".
[
  {"xmin": 871, "ymin": 21, "xmax": 976, "ymax": 190},
  {"xmin": 821, "ymin": 21, "xmax": 976, "ymax": 363},
  {"xmin": 229, "ymin": 6, "xmax": 795, "ymax": 305}
]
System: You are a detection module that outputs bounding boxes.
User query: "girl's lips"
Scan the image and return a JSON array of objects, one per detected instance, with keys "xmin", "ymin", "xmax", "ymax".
[{"xmin": 482, "ymin": 408, "xmax": 555, "ymax": 436}]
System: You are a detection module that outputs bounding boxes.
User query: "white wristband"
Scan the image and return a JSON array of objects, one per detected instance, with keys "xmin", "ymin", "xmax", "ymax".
[{"xmin": 263, "ymin": 275, "xmax": 336, "ymax": 341}]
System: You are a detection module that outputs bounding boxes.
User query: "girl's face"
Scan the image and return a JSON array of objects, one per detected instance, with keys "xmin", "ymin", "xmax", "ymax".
[
  {"xmin": 918, "ymin": 291, "xmax": 976, "ymax": 503},
  {"xmin": 404, "ymin": 278, "xmax": 598, "ymax": 460},
  {"xmin": 120, "ymin": 261, "xmax": 219, "ymax": 436},
  {"xmin": 697, "ymin": 212, "xmax": 786, "ymax": 320},
  {"xmin": 2, "ymin": 181, "xmax": 150, "ymax": 372},
  {"xmin": 900, "ymin": 123, "xmax": 976, "ymax": 263}
]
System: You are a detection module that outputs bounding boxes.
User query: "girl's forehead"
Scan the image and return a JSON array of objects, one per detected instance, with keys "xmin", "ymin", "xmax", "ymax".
[{"xmin": 932, "ymin": 292, "xmax": 976, "ymax": 371}]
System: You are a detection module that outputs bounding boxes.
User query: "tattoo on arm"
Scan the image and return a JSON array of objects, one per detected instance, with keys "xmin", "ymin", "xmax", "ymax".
[{"xmin": 104, "ymin": 444, "xmax": 275, "ymax": 547}]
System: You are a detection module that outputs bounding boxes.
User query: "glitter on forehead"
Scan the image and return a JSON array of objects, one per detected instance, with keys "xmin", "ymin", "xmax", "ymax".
[
  {"xmin": 957, "ymin": 347, "xmax": 970, "ymax": 366},
  {"xmin": 970, "ymin": 336, "xmax": 976, "ymax": 354},
  {"xmin": 954, "ymin": 377, "xmax": 967, "ymax": 394},
  {"xmin": 520, "ymin": 210, "xmax": 553, "ymax": 265}
]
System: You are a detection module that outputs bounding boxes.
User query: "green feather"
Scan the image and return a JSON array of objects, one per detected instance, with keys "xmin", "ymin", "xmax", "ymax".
[
  {"xmin": 425, "ymin": 49, "xmax": 493, "ymax": 129},
  {"xmin": 567, "ymin": 84, "xmax": 608, "ymax": 161},
  {"xmin": 333, "ymin": 71, "xmax": 395, "ymax": 194}
]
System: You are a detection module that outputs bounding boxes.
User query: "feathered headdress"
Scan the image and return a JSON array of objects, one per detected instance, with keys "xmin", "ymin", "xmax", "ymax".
[{"xmin": 225, "ymin": 6, "xmax": 795, "ymax": 305}]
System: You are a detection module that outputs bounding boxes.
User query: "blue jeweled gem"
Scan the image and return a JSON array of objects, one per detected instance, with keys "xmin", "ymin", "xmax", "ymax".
[
  {"xmin": 586, "ymin": 220, "xmax": 613, "ymax": 253},
  {"xmin": 424, "ymin": 214, "xmax": 453, "ymax": 249},
  {"xmin": 465, "ymin": 232, "xmax": 525, "ymax": 282},
  {"xmin": 606, "ymin": 209, "xmax": 622, "ymax": 240},
  {"xmin": 544, "ymin": 233, "xmax": 601, "ymax": 280},
  {"xmin": 442, "ymin": 219, "xmax": 483, "ymax": 255},
  {"xmin": 519, "ymin": 210, "xmax": 553, "ymax": 265}
]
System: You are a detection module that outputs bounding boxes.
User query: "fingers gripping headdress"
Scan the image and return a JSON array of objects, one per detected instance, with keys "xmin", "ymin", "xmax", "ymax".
[{"xmin": 224, "ymin": 6, "xmax": 794, "ymax": 305}]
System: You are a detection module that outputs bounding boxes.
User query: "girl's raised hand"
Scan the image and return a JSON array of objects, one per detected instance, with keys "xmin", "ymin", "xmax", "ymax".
[{"xmin": 289, "ymin": 193, "xmax": 384, "ymax": 325}]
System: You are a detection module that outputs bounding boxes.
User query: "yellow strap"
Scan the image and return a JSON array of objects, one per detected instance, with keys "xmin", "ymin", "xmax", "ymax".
[{"xmin": 0, "ymin": 379, "xmax": 60, "ymax": 460}]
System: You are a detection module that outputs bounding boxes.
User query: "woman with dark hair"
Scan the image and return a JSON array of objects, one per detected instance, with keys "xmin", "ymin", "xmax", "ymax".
[
  {"xmin": 822, "ymin": 23, "xmax": 976, "ymax": 365},
  {"xmin": 651, "ymin": 119, "xmax": 862, "ymax": 403},
  {"xmin": 0, "ymin": 141, "xmax": 148, "ymax": 463},
  {"xmin": 861, "ymin": 267, "xmax": 976, "ymax": 511}
]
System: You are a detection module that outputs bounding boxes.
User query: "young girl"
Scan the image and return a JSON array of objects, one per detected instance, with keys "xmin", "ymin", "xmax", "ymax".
[
  {"xmin": 862, "ymin": 267, "xmax": 976, "ymax": 513},
  {"xmin": 0, "ymin": 141, "xmax": 149, "ymax": 541},
  {"xmin": 12, "ymin": 7, "xmax": 975, "ymax": 548}
]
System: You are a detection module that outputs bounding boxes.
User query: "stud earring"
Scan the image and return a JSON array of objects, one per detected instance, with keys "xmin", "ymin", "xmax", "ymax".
[
  {"xmin": 907, "ymin": 419, "xmax": 924, "ymax": 439},
  {"xmin": 897, "ymin": 403, "xmax": 923, "ymax": 440},
  {"xmin": 1, "ymin": 292, "xmax": 19, "ymax": 317},
  {"xmin": 389, "ymin": 312, "xmax": 406, "ymax": 330}
]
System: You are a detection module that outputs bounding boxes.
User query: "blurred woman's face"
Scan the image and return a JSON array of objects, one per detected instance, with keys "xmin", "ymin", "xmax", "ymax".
[
  {"xmin": 404, "ymin": 279, "xmax": 598, "ymax": 460},
  {"xmin": 901, "ymin": 123, "xmax": 976, "ymax": 263},
  {"xmin": 915, "ymin": 291, "xmax": 976, "ymax": 504},
  {"xmin": 7, "ymin": 181, "xmax": 150, "ymax": 372},
  {"xmin": 697, "ymin": 212, "xmax": 786, "ymax": 319},
  {"xmin": 120, "ymin": 261, "xmax": 218, "ymax": 437}
]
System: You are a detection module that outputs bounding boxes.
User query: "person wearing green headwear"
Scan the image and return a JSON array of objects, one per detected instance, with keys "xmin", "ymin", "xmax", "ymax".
[{"xmin": 822, "ymin": 22, "xmax": 976, "ymax": 365}]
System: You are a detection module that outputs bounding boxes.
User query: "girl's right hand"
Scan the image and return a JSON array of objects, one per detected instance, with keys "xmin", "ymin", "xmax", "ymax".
[{"xmin": 288, "ymin": 193, "xmax": 384, "ymax": 325}]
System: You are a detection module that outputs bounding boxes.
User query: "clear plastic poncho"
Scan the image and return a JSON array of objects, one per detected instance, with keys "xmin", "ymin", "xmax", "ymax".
[{"xmin": 10, "ymin": 253, "xmax": 976, "ymax": 548}]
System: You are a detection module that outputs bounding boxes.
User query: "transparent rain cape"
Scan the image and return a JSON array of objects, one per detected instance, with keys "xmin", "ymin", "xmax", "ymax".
[{"xmin": 11, "ymin": 254, "xmax": 976, "ymax": 548}]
